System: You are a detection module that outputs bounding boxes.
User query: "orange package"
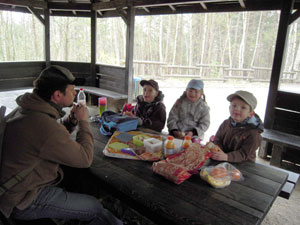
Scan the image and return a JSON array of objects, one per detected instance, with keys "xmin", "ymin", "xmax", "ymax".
[{"xmin": 152, "ymin": 143, "xmax": 212, "ymax": 184}]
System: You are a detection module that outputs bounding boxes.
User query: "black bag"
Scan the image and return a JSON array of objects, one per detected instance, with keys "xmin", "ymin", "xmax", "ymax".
[{"xmin": 99, "ymin": 110, "xmax": 138, "ymax": 136}]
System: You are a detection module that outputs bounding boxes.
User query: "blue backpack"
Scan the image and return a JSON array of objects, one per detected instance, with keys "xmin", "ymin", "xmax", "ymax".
[{"xmin": 99, "ymin": 110, "xmax": 138, "ymax": 136}]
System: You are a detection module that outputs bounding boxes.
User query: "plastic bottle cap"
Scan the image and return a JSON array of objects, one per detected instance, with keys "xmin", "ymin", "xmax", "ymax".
[
  {"xmin": 80, "ymin": 88, "xmax": 83, "ymax": 91},
  {"xmin": 167, "ymin": 136, "xmax": 174, "ymax": 140}
]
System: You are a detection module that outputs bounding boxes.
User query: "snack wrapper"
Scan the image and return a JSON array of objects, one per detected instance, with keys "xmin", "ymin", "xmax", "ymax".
[
  {"xmin": 200, "ymin": 162, "xmax": 244, "ymax": 188},
  {"xmin": 152, "ymin": 143, "xmax": 212, "ymax": 184}
]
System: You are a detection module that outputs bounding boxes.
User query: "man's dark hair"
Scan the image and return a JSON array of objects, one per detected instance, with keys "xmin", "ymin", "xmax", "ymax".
[{"xmin": 33, "ymin": 65, "xmax": 75, "ymax": 102}]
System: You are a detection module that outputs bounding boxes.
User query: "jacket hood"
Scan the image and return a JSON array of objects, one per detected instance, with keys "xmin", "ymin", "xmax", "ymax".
[
  {"xmin": 137, "ymin": 90, "xmax": 164, "ymax": 104},
  {"xmin": 16, "ymin": 92, "xmax": 63, "ymax": 119},
  {"xmin": 230, "ymin": 113, "xmax": 264, "ymax": 132}
]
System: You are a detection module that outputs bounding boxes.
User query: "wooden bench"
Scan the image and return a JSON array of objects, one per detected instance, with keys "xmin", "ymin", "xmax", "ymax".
[
  {"xmin": 256, "ymin": 162, "xmax": 299, "ymax": 199},
  {"xmin": 75, "ymin": 86, "xmax": 127, "ymax": 100},
  {"xmin": 258, "ymin": 129, "xmax": 300, "ymax": 167},
  {"xmin": 75, "ymin": 86, "xmax": 128, "ymax": 112}
]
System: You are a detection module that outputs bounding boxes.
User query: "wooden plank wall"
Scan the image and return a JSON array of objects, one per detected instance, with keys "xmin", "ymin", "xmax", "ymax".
[
  {"xmin": 97, "ymin": 64, "xmax": 127, "ymax": 94},
  {"xmin": 51, "ymin": 61, "xmax": 92, "ymax": 85},
  {"xmin": 266, "ymin": 90, "xmax": 300, "ymax": 164},
  {"xmin": 0, "ymin": 61, "xmax": 127, "ymax": 95},
  {"xmin": 0, "ymin": 61, "xmax": 45, "ymax": 90},
  {"xmin": 273, "ymin": 91, "xmax": 300, "ymax": 136}
]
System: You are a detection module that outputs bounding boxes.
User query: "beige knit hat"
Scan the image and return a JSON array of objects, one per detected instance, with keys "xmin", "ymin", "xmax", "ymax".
[{"xmin": 227, "ymin": 90, "xmax": 257, "ymax": 110}]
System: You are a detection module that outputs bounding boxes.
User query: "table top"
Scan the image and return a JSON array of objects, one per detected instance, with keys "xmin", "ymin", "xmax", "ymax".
[{"xmin": 88, "ymin": 122, "xmax": 288, "ymax": 225}]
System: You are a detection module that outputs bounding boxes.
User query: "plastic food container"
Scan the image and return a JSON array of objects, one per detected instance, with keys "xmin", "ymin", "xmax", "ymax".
[
  {"xmin": 133, "ymin": 134, "xmax": 151, "ymax": 147},
  {"xmin": 144, "ymin": 138, "xmax": 162, "ymax": 153}
]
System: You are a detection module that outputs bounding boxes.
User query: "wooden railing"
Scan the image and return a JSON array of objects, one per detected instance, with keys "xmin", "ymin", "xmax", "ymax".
[{"xmin": 132, "ymin": 61, "xmax": 300, "ymax": 83}]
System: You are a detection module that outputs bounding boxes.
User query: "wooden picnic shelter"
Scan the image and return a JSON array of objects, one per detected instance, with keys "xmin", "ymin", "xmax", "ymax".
[
  {"xmin": 1, "ymin": 1, "xmax": 300, "ymax": 225},
  {"xmin": 0, "ymin": 0, "xmax": 300, "ymax": 163}
]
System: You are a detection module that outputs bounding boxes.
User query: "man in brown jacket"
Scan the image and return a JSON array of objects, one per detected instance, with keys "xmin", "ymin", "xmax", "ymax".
[{"xmin": 0, "ymin": 66, "xmax": 122, "ymax": 225}]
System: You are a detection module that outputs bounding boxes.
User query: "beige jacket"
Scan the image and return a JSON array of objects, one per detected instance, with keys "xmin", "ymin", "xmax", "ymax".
[{"xmin": 0, "ymin": 93, "xmax": 94, "ymax": 217}]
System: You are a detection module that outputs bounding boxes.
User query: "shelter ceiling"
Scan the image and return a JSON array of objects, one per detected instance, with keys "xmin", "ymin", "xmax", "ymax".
[{"xmin": 0, "ymin": 0, "xmax": 300, "ymax": 17}]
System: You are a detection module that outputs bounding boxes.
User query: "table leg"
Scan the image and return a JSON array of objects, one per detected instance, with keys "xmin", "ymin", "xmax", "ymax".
[
  {"xmin": 270, "ymin": 144, "xmax": 285, "ymax": 167},
  {"xmin": 258, "ymin": 140, "xmax": 268, "ymax": 159}
]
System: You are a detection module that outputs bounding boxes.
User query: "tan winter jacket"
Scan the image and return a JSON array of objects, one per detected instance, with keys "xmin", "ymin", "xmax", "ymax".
[
  {"xmin": 167, "ymin": 94, "xmax": 210, "ymax": 139},
  {"xmin": 0, "ymin": 93, "xmax": 94, "ymax": 217}
]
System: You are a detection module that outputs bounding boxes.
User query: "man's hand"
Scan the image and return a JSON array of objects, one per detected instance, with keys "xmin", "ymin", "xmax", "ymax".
[{"xmin": 74, "ymin": 104, "xmax": 89, "ymax": 122}]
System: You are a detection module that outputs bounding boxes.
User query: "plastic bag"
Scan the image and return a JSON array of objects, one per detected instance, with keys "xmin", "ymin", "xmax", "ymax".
[
  {"xmin": 152, "ymin": 143, "xmax": 211, "ymax": 184},
  {"xmin": 200, "ymin": 162, "xmax": 244, "ymax": 188}
]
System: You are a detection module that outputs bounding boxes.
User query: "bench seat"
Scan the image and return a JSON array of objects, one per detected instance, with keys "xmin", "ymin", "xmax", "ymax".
[
  {"xmin": 76, "ymin": 86, "xmax": 128, "ymax": 100},
  {"xmin": 258, "ymin": 129, "xmax": 300, "ymax": 167},
  {"xmin": 257, "ymin": 162, "xmax": 299, "ymax": 199}
]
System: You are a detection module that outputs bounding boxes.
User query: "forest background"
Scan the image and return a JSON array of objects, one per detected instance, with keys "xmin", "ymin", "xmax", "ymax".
[{"xmin": 1, "ymin": 10, "xmax": 300, "ymax": 82}]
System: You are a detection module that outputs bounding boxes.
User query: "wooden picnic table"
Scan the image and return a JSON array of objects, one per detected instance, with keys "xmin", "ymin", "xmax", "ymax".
[{"xmin": 87, "ymin": 121, "xmax": 289, "ymax": 225}]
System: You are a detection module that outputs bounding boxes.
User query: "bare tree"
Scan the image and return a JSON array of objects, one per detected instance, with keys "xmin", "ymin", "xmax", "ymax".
[
  {"xmin": 250, "ymin": 12, "xmax": 263, "ymax": 67},
  {"xmin": 200, "ymin": 14, "xmax": 208, "ymax": 76},
  {"xmin": 239, "ymin": 12, "xmax": 247, "ymax": 70}
]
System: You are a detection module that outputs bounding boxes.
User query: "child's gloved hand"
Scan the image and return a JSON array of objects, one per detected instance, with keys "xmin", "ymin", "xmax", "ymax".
[
  {"xmin": 122, "ymin": 103, "xmax": 135, "ymax": 113},
  {"xmin": 173, "ymin": 130, "xmax": 185, "ymax": 139},
  {"xmin": 123, "ymin": 111, "xmax": 134, "ymax": 117},
  {"xmin": 185, "ymin": 131, "xmax": 193, "ymax": 137}
]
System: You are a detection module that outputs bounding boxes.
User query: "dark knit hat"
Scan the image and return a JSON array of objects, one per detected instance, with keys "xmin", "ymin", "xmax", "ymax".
[{"xmin": 140, "ymin": 79, "xmax": 159, "ymax": 91}]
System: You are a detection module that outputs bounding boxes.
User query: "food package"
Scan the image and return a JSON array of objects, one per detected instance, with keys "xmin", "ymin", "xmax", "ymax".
[
  {"xmin": 200, "ymin": 162, "xmax": 243, "ymax": 188},
  {"xmin": 144, "ymin": 138, "xmax": 162, "ymax": 153},
  {"xmin": 133, "ymin": 134, "xmax": 151, "ymax": 147},
  {"xmin": 152, "ymin": 143, "xmax": 212, "ymax": 184},
  {"xmin": 152, "ymin": 160, "xmax": 192, "ymax": 184},
  {"xmin": 166, "ymin": 143, "xmax": 211, "ymax": 174}
]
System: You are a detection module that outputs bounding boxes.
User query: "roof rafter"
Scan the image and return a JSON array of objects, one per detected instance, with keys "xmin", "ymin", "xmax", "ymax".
[
  {"xmin": 92, "ymin": 0, "xmax": 233, "ymax": 11},
  {"xmin": 48, "ymin": 2, "xmax": 91, "ymax": 11},
  {"xmin": 0, "ymin": 0, "xmax": 47, "ymax": 9},
  {"xmin": 199, "ymin": 2, "xmax": 207, "ymax": 10},
  {"xmin": 27, "ymin": 6, "xmax": 45, "ymax": 24}
]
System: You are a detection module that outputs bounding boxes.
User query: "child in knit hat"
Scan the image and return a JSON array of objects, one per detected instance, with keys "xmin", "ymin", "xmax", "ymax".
[
  {"xmin": 212, "ymin": 90, "xmax": 264, "ymax": 162},
  {"xmin": 167, "ymin": 79, "xmax": 210, "ymax": 140}
]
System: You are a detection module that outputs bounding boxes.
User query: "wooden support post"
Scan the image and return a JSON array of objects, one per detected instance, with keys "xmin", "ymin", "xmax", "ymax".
[
  {"xmin": 90, "ymin": 10, "xmax": 98, "ymax": 105},
  {"xmin": 125, "ymin": 6, "xmax": 135, "ymax": 103},
  {"xmin": 44, "ymin": 7, "xmax": 50, "ymax": 67},
  {"xmin": 91, "ymin": 10, "xmax": 97, "ymax": 87},
  {"xmin": 264, "ymin": 0, "xmax": 294, "ymax": 129},
  {"xmin": 258, "ymin": 140, "xmax": 268, "ymax": 159},
  {"xmin": 270, "ymin": 144, "xmax": 286, "ymax": 167}
]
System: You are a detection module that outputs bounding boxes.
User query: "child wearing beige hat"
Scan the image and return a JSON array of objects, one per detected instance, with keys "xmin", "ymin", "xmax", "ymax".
[{"xmin": 212, "ymin": 90, "xmax": 264, "ymax": 163}]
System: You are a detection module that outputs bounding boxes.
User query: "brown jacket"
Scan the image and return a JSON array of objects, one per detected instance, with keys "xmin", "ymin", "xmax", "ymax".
[
  {"xmin": 213, "ymin": 115, "xmax": 263, "ymax": 162},
  {"xmin": 0, "ymin": 93, "xmax": 94, "ymax": 217}
]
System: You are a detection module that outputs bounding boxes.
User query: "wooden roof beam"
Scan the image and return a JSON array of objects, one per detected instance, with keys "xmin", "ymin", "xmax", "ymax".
[
  {"xmin": 142, "ymin": 6, "xmax": 150, "ymax": 13},
  {"xmin": 48, "ymin": 2, "xmax": 91, "ymax": 11},
  {"xmin": 289, "ymin": 9, "xmax": 300, "ymax": 24},
  {"xmin": 27, "ymin": 6, "xmax": 45, "ymax": 25},
  {"xmin": 200, "ymin": 2, "xmax": 208, "ymax": 10},
  {"xmin": 92, "ymin": 0, "xmax": 225, "ymax": 11},
  {"xmin": 238, "ymin": 0, "xmax": 246, "ymax": 8},
  {"xmin": 97, "ymin": 10, "xmax": 103, "ymax": 16},
  {"xmin": 117, "ymin": 8, "xmax": 128, "ymax": 24},
  {"xmin": 0, "ymin": 0, "xmax": 47, "ymax": 9},
  {"xmin": 169, "ymin": 5, "xmax": 176, "ymax": 11}
]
